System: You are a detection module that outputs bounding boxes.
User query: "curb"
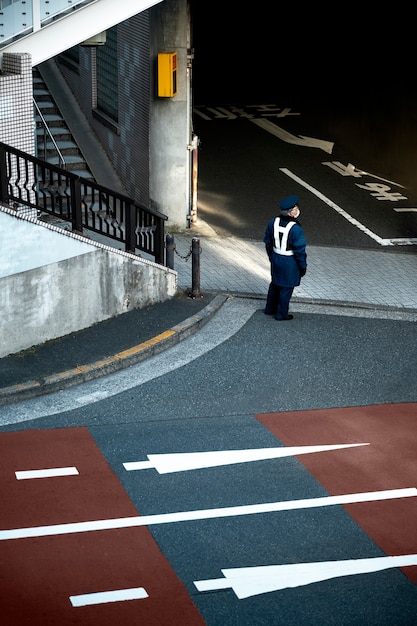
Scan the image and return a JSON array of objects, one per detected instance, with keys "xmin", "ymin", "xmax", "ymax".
[
  {"xmin": 227, "ymin": 290, "xmax": 417, "ymax": 320},
  {"xmin": 0, "ymin": 293, "xmax": 229, "ymax": 407}
]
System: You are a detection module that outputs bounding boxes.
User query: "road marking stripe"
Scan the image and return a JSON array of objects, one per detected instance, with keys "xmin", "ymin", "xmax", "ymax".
[
  {"xmin": 123, "ymin": 443, "xmax": 369, "ymax": 474},
  {"xmin": 280, "ymin": 168, "xmax": 391, "ymax": 246},
  {"xmin": 194, "ymin": 554, "xmax": 417, "ymax": 598},
  {"xmin": 251, "ymin": 118, "xmax": 334, "ymax": 154},
  {"xmin": 1, "ymin": 488, "xmax": 415, "ymax": 540},
  {"xmin": 70, "ymin": 587, "xmax": 148, "ymax": 607},
  {"xmin": 15, "ymin": 467, "xmax": 79, "ymax": 480}
]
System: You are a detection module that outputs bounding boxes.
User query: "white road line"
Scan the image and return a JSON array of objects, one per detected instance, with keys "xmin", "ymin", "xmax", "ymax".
[
  {"xmin": 15, "ymin": 467, "xmax": 79, "ymax": 480},
  {"xmin": 194, "ymin": 554, "xmax": 417, "ymax": 598},
  {"xmin": 123, "ymin": 443, "xmax": 369, "ymax": 474},
  {"xmin": 388, "ymin": 237, "xmax": 417, "ymax": 244},
  {"xmin": 1, "ymin": 488, "xmax": 415, "ymax": 540},
  {"xmin": 280, "ymin": 168, "xmax": 392, "ymax": 246},
  {"xmin": 341, "ymin": 164, "xmax": 405, "ymax": 188},
  {"xmin": 70, "ymin": 587, "xmax": 148, "ymax": 607},
  {"xmin": 251, "ymin": 119, "xmax": 334, "ymax": 154}
]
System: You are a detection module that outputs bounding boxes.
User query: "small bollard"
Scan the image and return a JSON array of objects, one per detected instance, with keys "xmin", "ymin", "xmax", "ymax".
[
  {"xmin": 165, "ymin": 233, "xmax": 175, "ymax": 269},
  {"xmin": 191, "ymin": 236, "xmax": 201, "ymax": 298}
]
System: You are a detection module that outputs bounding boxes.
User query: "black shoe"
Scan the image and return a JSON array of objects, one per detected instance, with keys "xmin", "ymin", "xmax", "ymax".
[{"xmin": 275, "ymin": 315, "xmax": 293, "ymax": 321}]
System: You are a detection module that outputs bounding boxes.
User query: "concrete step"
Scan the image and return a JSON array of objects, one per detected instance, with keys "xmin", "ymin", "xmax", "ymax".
[
  {"xmin": 36, "ymin": 100, "xmax": 59, "ymax": 115},
  {"xmin": 37, "ymin": 139, "xmax": 81, "ymax": 155},
  {"xmin": 35, "ymin": 114, "xmax": 70, "ymax": 128},
  {"xmin": 33, "ymin": 88, "xmax": 53, "ymax": 99},
  {"xmin": 36, "ymin": 124, "xmax": 71, "ymax": 135},
  {"xmin": 36, "ymin": 127, "xmax": 72, "ymax": 142},
  {"xmin": 33, "ymin": 68, "xmax": 93, "ymax": 180},
  {"xmin": 46, "ymin": 154, "xmax": 91, "ymax": 168}
]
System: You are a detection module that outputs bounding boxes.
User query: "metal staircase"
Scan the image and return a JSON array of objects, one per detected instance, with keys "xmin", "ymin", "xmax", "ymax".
[
  {"xmin": 0, "ymin": 0, "xmax": 163, "ymax": 68},
  {"xmin": 33, "ymin": 67, "xmax": 93, "ymax": 180}
]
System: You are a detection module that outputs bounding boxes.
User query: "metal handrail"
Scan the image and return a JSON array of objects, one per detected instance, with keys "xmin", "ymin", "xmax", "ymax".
[
  {"xmin": 0, "ymin": 141, "xmax": 167, "ymax": 264},
  {"xmin": 33, "ymin": 98, "xmax": 66, "ymax": 169}
]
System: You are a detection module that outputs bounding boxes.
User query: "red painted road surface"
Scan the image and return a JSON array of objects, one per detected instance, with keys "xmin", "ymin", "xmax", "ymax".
[
  {"xmin": 0, "ymin": 427, "xmax": 205, "ymax": 625},
  {"xmin": 1, "ymin": 403, "xmax": 417, "ymax": 624},
  {"xmin": 257, "ymin": 402, "xmax": 417, "ymax": 584}
]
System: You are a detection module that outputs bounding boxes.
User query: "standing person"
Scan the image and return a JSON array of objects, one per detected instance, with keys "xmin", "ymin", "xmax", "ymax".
[{"xmin": 263, "ymin": 195, "xmax": 307, "ymax": 321}]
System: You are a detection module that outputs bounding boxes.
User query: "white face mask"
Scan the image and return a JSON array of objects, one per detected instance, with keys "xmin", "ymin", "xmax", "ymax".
[{"xmin": 292, "ymin": 207, "xmax": 300, "ymax": 219}]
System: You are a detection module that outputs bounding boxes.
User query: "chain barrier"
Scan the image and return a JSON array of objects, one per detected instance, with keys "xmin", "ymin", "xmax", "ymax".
[
  {"xmin": 173, "ymin": 242, "xmax": 193, "ymax": 261},
  {"xmin": 165, "ymin": 234, "xmax": 201, "ymax": 298}
]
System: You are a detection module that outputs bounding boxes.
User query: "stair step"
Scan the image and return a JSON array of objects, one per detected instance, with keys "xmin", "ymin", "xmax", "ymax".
[
  {"xmin": 35, "ymin": 114, "xmax": 69, "ymax": 127},
  {"xmin": 33, "ymin": 69, "xmax": 94, "ymax": 181},
  {"xmin": 47, "ymin": 154, "xmax": 89, "ymax": 165},
  {"xmin": 37, "ymin": 139, "xmax": 79, "ymax": 151},
  {"xmin": 36, "ymin": 124, "xmax": 70, "ymax": 134},
  {"xmin": 33, "ymin": 88, "xmax": 52, "ymax": 98},
  {"xmin": 36, "ymin": 127, "xmax": 72, "ymax": 141},
  {"xmin": 36, "ymin": 99, "xmax": 56, "ymax": 107}
]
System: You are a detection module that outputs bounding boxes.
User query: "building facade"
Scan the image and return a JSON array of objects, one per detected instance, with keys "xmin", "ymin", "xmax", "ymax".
[{"xmin": 57, "ymin": 0, "xmax": 193, "ymax": 230}]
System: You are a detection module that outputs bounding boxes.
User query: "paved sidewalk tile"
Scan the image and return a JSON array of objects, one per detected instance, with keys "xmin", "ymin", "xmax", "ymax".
[{"xmin": 173, "ymin": 235, "xmax": 417, "ymax": 310}]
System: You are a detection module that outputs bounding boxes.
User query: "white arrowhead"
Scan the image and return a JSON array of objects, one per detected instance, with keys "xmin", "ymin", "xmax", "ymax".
[
  {"xmin": 250, "ymin": 118, "xmax": 334, "ymax": 154},
  {"xmin": 195, "ymin": 554, "xmax": 417, "ymax": 599},
  {"xmin": 123, "ymin": 443, "xmax": 368, "ymax": 474}
]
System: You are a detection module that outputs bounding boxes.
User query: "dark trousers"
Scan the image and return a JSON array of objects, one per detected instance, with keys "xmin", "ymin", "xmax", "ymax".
[{"xmin": 265, "ymin": 282, "xmax": 294, "ymax": 319}]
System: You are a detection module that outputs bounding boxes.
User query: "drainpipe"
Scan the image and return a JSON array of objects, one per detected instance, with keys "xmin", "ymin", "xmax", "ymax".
[{"xmin": 186, "ymin": 47, "xmax": 198, "ymax": 226}]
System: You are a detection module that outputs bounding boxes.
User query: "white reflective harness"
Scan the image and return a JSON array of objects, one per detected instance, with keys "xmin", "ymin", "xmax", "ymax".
[{"xmin": 273, "ymin": 219, "xmax": 296, "ymax": 256}]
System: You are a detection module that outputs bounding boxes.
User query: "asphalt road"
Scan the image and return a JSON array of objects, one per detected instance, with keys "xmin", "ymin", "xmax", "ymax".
[
  {"xmin": 193, "ymin": 103, "xmax": 417, "ymax": 246},
  {"xmin": 1, "ymin": 298, "xmax": 417, "ymax": 624}
]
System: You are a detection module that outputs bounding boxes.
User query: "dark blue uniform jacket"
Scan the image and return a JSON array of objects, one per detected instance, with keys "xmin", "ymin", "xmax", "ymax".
[{"xmin": 263, "ymin": 216, "xmax": 307, "ymax": 288}]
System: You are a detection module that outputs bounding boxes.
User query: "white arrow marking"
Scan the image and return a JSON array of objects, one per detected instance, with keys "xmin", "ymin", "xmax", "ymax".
[
  {"xmin": 1, "ymin": 488, "xmax": 415, "ymax": 540},
  {"xmin": 250, "ymin": 118, "xmax": 334, "ymax": 154},
  {"xmin": 123, "ymin": 443, "xmax": 368, "ymax": 474},
  {"xmin": 194, "ymin": 554, "xmax": 417, "ymax": 598}
]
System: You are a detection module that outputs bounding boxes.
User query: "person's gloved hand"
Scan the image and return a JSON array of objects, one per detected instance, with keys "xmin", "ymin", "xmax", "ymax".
[{"xmin": 300, "ymin": 267, "xmax": 307, "ymax": 277}]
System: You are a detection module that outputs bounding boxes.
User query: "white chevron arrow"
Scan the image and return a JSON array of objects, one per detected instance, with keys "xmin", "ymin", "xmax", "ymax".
[
  {"xmin": 195, "ymin": 554, "xmax": 417, "ymax": 599},
  {"xmin": 123, "ymin": 443, "xmax": 368, "ymax": 474},
  {"xmin": 250, "ymin": 118, "xmax": 334, "ymax": 154}
]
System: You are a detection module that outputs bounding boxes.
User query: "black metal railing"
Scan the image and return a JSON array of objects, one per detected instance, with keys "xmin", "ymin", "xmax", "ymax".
[{"xmin": 0, "ymin": 142, "xmax": 167, "ymax": 264}]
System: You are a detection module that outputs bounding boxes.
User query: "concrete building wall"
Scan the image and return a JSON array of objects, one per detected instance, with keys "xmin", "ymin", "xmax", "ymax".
[
  {"xmin": 57, "ymin": 0, "xmax": 191, "ymax": 229},
  {"xmin": 149, "ymin": 0, "xmax": 191, "ymax": 230},
  {"xmin": 0, "ymin": 207, "xmax": 177, "ymax": 358}
]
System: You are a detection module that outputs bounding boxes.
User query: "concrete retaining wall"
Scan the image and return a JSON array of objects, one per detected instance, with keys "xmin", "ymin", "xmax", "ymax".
[{"xmin": 0, "ymin": 208, "xmax": 177, "ymax": 357}]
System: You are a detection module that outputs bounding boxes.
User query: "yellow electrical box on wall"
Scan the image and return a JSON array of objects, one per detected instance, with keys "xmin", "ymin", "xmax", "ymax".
[{"xmin": 158, "ymin": 52, "xmax": 177, "ymax": 97}]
